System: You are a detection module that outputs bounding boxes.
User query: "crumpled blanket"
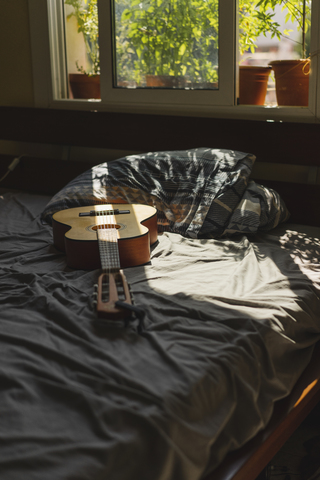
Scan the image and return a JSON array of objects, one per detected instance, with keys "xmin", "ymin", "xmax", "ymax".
[{"xmin": 41, "ymin": 148, "xmax": 289, "ymax": 237}]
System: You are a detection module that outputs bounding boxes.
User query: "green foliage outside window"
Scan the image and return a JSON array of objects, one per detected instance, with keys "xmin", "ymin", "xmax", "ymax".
[
  {"xmin": 64, "ymin": 0, "xmax": 311, "ymax": 82},
  {"xmin": 117, "ymin": 0, "xmax": 311, "ymax": 84},
  {"xmin": 239, "ymin": 0, "xmax": 311, "ymax": 58},
  {"xmin": 116, "ymin": 0, "xmax": 219, "ymax": 84}
]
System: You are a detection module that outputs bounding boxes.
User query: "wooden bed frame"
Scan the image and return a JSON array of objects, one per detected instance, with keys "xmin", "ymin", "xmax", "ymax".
[{"xmin": 1, "ymin": 106, "xmax": 320, "ymax": 479}]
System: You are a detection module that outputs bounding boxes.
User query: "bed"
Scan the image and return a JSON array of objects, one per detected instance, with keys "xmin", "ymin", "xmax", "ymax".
[{"xmin": 1, "ymin": 145, "xmax": 320, "ymax": 480}]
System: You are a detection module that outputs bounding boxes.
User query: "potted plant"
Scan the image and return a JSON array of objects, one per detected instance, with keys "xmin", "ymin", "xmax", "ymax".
[
  {"xmin": 65, "ymin": 0, "xmax": 100, "ymax": 99},
  {"xmin": 238, "ymin": 0, "xmax": 281, "ymax": 105},
  {"xmin": 267, "ymin": 0, "xmax": 311, "ymax": 106},
  {"xmin": 238, "ymin": 0, "xmax": 311, "ymax": 106},
  {"xmin": 117, "ymin": 0, "xmax": 219, "ymax": 89}
]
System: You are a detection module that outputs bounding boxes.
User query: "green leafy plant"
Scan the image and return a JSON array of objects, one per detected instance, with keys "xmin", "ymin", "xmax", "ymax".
[
  {"xmin": 65, "ymin": 0, "xmax": 311, "ymax": 84},
  {"xmin": 239, "ymin": 0, "xmax": 311, "ymax": 58},
  {"xmin": 65, "ymin": 0, "xmax": 100, "ymax": 75},
  {"xmin": 116, "ymin": 0, "xmax": 311, "ymax": 86},
  {"xmin": 115, "ymin": 0, "xmax": 219, "ymax": 86}
]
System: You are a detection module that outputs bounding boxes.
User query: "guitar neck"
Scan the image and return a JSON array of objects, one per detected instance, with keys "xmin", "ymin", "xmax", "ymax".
[
  {"xmin": 97, "ymin": 226, "xmax": 121, "ymax": 273},
  {"xmin": 96, "ymin": 226, "xmax": 132, "ymax": 319}
]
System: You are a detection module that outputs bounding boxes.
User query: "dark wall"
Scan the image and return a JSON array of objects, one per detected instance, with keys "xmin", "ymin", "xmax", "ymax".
[
  {"xmin": 1, "ymin": 106, "xmax": 320, "ymax": 226},
  {"xmin": 1, "ymin": 106, "xmax": 320, "ymax": 165}
]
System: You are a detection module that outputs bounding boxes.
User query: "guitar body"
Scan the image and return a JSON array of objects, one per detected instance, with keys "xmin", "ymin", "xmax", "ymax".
[{"xmin": 52, "ymin": 203, "xmax": 158, "ymax": 270}]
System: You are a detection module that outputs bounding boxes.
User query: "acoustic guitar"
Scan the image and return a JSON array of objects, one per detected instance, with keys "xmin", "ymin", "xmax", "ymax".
[{"xmin": 52, "ymin": 204, "xmax": 157, "ymax": 320}]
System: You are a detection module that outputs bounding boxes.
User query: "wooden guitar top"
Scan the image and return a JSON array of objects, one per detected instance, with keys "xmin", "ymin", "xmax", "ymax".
[{"xmin": 52, "ymin": 203, "xmax": 158, "ymax": 270}]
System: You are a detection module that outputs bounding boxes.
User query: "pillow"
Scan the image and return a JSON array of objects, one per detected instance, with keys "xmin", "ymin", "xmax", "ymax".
[{"xmin": 41, "ymin": 148, "xmax": 289, "ymax": 238}]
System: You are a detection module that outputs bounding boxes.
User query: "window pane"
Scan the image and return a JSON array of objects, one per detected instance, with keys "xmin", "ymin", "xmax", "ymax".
[
  {"xmin": 113, "ymin": 0, "xmax": 219, "ymax": 90},
  {"xmin": 64, "ymin": 0, "xmax": 100, "ymax": 99},
  {"xmin": 238, "ymin": 0, "xmax": 312, "ymax": 107}
]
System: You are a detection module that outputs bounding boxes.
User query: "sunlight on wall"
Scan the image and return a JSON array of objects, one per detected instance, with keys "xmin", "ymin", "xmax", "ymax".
[{"xmin": 64, "ymin": 4, "xmax": 89, "ymax": 75}]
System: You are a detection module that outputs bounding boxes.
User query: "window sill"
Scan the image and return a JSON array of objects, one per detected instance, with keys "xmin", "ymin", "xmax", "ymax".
[{"xmin": 48, "ymin": 98, "xmax": 319, "ymax": 124}]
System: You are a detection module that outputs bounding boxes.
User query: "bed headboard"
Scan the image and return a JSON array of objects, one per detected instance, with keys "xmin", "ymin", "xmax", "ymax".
[{"xmin": 0, "ymin": 106, "xmax": 320, "ymax": 227}]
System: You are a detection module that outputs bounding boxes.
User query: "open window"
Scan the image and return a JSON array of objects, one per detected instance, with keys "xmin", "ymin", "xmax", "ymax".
[
  {"xmin": 56, "ymin": 0, "xmax": 235, "ymax": 107},
  {"xmin": 28, "ymin": 0, "xmax": 320, "ymax": 121}
]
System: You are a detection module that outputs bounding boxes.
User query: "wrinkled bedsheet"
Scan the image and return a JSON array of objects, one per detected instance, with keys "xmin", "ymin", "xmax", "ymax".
[{"xmin": 1, "ymin": 192, "xmax": 320, "ymax": 480}]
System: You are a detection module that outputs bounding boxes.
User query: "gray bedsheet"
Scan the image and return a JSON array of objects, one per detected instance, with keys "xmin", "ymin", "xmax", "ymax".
[{"xmin": 1, "ymin": 192, "xmax": 320, "ymax": 480}]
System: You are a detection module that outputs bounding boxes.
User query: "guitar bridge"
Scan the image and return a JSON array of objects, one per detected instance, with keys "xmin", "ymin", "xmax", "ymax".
[{"xmin": 79, "ymin": 209, "xmax": 130, "ymax": 217}]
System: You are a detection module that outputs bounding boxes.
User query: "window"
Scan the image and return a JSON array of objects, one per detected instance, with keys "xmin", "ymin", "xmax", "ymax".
[
  {"xmin": 71, "ymin": 0, "xmax": 235, "ymax": 106},
  {"xmin": 112, "ymin": 0, "xmax": 220, "ymax": 90},
  {"xmin": 28, "ymin": 0, "xmax": 320, "ymax": 122}
]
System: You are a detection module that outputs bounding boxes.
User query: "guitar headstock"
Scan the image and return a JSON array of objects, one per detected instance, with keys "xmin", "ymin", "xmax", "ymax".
[{"xmin": 95, "ymin": 270, "xmax": 132, "ymax": 320}]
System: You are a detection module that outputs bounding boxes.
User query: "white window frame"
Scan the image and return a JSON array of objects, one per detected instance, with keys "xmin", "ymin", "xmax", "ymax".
[
  {"xmin": 98, "ymin": 0, "xmax": 235, "ymax": 107},
  {"xmin": 28, "ymin": 0, "xmax": 320, "ymax": 123}
]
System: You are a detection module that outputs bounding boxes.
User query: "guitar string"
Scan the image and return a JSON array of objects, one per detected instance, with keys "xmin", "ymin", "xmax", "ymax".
[{"xmin": 97, "ymin": 202, "xmax": 108, "ymax": 301}]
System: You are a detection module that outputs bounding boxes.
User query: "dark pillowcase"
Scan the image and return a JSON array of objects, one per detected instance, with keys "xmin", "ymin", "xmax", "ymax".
[{"xmin": 41, "ymin": 147, "xmax": 289, "ymax": 238}]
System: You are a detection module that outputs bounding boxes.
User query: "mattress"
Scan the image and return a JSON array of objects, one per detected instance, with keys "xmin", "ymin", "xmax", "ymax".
[{"xmin": 1, "ymin": 191, "xmax": 320, "ymax": 480}]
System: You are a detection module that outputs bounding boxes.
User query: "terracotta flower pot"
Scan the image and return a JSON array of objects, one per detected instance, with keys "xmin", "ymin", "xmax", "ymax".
[
  {"xmin": 239, "ymin": 66, "xmax": 272, "ymax": 105},
  {"xmin": 69, "ymin": 74, "xmax": 100, "ymax": 99},
  {"xmin": 269, "ymin": 59, "xmax": 310, "ymax": 106}
]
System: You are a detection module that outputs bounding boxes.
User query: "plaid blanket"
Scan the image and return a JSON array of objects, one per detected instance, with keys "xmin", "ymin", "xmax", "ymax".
[{"xmin": 42, "ymin": 148, "xmax": 289, "ymax": 237}]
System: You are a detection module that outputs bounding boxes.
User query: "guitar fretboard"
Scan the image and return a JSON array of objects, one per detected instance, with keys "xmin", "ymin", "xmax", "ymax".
[{"xmin": 97, "ymin": 227, "xmax": 120, "ymax": 272}]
